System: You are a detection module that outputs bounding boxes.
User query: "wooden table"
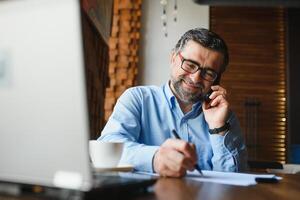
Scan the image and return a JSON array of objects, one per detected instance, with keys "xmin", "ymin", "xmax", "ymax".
[
  {"xmin": 0, "ymin": 173, "xmax": 299, "ymax": 200},
  {"xmin": 136, "ymin": 173, "xmax": 300, "ymax": 200}
]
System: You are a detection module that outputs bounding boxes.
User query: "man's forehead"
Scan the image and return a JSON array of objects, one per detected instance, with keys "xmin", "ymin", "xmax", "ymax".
[
  {"xmin": 182, "ymin": 40, "xmax": 215, "ymax": 53},
  {"xmin": 182, "ymin": 41, "xmax": 224, "ymax": 64}
]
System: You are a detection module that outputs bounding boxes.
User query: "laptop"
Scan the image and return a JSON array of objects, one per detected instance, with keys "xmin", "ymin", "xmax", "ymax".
[{"xmin": 0, "ymin": 0, "xmax": 155, "ymax": 197}]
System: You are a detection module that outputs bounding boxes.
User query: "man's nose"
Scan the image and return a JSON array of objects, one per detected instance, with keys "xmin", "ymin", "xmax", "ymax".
[{"xmin": 189, "ymin": 70, "xmax": 202, "ymax": 83}]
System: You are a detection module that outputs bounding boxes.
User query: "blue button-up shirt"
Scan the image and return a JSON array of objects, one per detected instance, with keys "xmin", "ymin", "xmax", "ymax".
[{"xmin": 99, "ymin": 83, "xmax": 247, "ymax": 173}]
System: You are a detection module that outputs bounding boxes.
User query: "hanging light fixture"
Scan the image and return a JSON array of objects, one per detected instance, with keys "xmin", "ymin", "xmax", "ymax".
[
  {"xmin": 160, "ymin": 0, "xmax": 178, "ymax": 37},
  {"xmin": 160, "ymin": 0, "xmax": 168, "ymax": 37},
  {"xmin": 173, "ymin": 0, "xmax": 178, "ymax": 22}
]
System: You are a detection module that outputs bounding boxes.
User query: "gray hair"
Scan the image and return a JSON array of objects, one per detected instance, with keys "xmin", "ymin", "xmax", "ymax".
[{"xmin": 173, "ymin": 28, "xmax": 229, "ymax": 73}]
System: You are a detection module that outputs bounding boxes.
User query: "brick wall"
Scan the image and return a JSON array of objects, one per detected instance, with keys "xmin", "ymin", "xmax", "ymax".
[{"xmin": 104, "ymin": 0, "xmax": 142, "ymax": 122}]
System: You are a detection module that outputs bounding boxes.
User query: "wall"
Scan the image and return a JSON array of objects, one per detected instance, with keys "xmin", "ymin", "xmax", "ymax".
[{"xmin": 138, "ymin": 0, "xmax": 209, "ymax": 85}]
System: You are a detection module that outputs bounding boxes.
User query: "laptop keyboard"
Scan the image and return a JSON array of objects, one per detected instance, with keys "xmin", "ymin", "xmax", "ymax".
[
  {"xmin": 84, "ymin": 172, "xmax": 157, "ymax": 199},
  {"xmin": 92, "ymin": 172, "xmax": 153, "ymax": 188},
  {"xmin": 93, "ymin": 174, "xmax": 131, "ymax": 187}
]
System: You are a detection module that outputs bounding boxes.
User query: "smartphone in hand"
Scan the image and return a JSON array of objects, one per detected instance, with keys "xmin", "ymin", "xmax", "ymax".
[
  {"xmin": 203, "ymin": 76, "xmax": 220, "ymax": 103},
  {"xmin": 203, "ymin": 90, "xmax": 212, "ymax": 103}
]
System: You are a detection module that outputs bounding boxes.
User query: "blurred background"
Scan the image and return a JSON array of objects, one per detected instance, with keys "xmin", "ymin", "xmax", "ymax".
[{"xmin": 80, "ymin": 0, "xmax": 300, "ymax": 166}]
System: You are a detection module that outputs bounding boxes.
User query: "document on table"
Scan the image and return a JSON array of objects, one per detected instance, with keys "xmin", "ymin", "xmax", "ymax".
[
  {"xmin": 136, "ymin": 170, "xmax": 282, "ymax": 186},
  {"xmin": 187, "ymin": 170, "xmax": 282, "ymax": 186}
]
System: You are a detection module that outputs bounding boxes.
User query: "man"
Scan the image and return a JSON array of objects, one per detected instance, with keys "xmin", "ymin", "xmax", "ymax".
[{"xmin": 99, "ymin": 28, "xmax": 247, "ymax": 177}]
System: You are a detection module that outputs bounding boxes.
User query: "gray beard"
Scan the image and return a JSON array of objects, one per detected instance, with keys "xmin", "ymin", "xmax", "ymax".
[{"xmin": 170, "ymin": 77, "xmax": 204, "ymax": 104}]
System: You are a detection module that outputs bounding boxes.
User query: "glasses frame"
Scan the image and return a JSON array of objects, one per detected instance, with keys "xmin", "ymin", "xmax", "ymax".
[{"xmin": 178, "ymin": 52, "xmax": 219, "ymax": 82}]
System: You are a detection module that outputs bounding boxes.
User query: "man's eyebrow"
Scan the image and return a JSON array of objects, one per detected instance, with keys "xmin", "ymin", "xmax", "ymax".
[
  {"xmin": 185, "ymin": 58, "xmax": 201, "ymax": 66},
  {"xmin": 185, "ymin": 58, "xmax": 214, "ymax": 70}
]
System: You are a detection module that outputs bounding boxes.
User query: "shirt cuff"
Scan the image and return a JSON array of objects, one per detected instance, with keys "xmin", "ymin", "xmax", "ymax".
[
  {"xmin": 209, "ymin": 131, "xmax": 230, "ymax": 155},
  {"xmin": 120, "ymin": 145, "xmax": 160, "ymax": 173}
]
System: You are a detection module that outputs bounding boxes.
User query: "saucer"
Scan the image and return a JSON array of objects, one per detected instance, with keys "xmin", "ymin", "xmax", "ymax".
[{"xmin": 93, "ymin": 165, "xmax": 134, "ymax": 172}]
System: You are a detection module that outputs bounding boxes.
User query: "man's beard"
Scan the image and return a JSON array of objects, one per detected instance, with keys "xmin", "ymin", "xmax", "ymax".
[{"xmin": 170, "ymin": 75, "xmax": 205, "ymax": 104}]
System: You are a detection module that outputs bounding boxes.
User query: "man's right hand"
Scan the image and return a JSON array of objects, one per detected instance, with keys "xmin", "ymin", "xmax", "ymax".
[{"xmin": 153, "ymin": 138, "xmax": 197, "ymax": 177}]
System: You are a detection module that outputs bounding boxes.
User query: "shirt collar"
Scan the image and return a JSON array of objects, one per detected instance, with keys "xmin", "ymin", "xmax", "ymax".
[
  {"xmin": 163, "ymin": 81, "xmax": 176, "ymax": 109},
  {"xmin": 191, "ymin": 101, "xmax": 202, "ymax": 117}
]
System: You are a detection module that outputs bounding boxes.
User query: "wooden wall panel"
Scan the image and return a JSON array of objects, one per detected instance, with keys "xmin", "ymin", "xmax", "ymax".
[
  {"xmin": 210, "ymin": 7, "xmax": 287, "ymax": 163},
  {"xmin": 81, "ymin": 0, "xmax": 113, "ymax": 43},
  {"xmin": 81, "ymin": 1, "xmax": 112, "ymax": 139},
  {"xmin": 104, "ymin": 0, "xmax": 142, "ymax": 122}
]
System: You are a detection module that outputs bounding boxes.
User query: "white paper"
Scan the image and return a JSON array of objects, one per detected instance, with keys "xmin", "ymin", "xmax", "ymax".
[{"xmin": 136, "ymin": 170, "xmax": 282, "ymax": 186}]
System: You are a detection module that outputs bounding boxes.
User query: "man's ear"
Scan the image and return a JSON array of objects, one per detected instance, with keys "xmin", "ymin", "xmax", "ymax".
[{"xmin": 170, "ymin": 51, "xmax": 177, "ymax": 64}]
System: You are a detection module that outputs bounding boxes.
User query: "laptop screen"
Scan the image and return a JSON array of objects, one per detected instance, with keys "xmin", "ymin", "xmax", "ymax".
[{"xmin": 0, "ymin": 0, "xmax": 92, "ymax": 191}]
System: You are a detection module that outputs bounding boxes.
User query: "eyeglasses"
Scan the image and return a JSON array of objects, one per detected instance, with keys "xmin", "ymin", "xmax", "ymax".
[{"xmin": 178, "ymin": 52, "xmax": 218, "ymax": 82}]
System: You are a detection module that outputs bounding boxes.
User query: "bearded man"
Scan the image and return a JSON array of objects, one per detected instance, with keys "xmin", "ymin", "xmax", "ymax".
[{"xmin": 99, "ymin": 28, "xmax": 247, "ymax": 177}]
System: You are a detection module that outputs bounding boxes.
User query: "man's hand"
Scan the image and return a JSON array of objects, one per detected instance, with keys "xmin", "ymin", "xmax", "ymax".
[
  {"xmin": 202, "ymin": 85, "xmax": 229, "ymax": 135},
  {"xmin": 153, "ymin": 138, "xmax": 197, "ymax": 177}
]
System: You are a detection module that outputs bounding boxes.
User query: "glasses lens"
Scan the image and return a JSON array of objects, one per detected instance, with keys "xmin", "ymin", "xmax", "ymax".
[
  {"xmin": 181, "ymin": 59, "xmax": 218, "ymax": 82},
  {"xmin": 201, "ymin": 69, "xmax": 217, "ymax": 81},
  {"xmin": 181, "ymin": 60, "xmax": 197, "ymax": 73}
]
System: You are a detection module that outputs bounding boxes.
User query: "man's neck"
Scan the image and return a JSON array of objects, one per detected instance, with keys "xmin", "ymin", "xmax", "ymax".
[{"xmin": 177, "ymin": 100, "xmax": 193, "ymax": 114}]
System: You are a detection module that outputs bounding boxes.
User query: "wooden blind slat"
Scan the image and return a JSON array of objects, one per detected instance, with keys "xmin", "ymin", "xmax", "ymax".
[{"xmin": 210, "ymin": 7, "xmax": 287, "ymax": 163}]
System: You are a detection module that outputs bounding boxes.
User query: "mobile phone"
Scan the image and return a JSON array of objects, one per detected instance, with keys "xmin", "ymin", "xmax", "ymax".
[
  {"xmin": 203, "ymin": 76, "xmax": 221, "ymax": 103},
  {"xmin": 204, "ymin": 90, "xmax": 213, "ymax": 102}
]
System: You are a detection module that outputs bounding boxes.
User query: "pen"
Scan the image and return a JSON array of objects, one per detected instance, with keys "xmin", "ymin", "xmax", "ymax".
[
  {"xmin": 255, "ymin": 177, "xmax": 279, "ymax": 183},
  {"xmin": 172, "ymin": 129, "xmax": 203, "ymax": 175}
]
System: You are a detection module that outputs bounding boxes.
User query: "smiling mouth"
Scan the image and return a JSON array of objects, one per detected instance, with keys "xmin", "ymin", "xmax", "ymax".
[{"xmin": 182, "ymin": 79, "xmax": 201, "ymax": 91}]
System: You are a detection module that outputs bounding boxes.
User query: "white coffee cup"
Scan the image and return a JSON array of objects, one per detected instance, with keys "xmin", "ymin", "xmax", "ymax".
[{"xmin": 89, "ymin": 140, "xmax": 124, "ymax": 168}]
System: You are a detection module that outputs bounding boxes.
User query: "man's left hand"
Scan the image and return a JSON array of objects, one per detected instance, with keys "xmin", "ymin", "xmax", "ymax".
[{"xmin": 202, "ymin": 85, "xmax": 229, "ymax": 135}]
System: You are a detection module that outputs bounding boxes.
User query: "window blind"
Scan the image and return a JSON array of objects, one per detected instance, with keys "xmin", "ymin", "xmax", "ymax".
[{"xmin": 210, "ymin": 7, "xmax": 287, "ymax": 163}]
